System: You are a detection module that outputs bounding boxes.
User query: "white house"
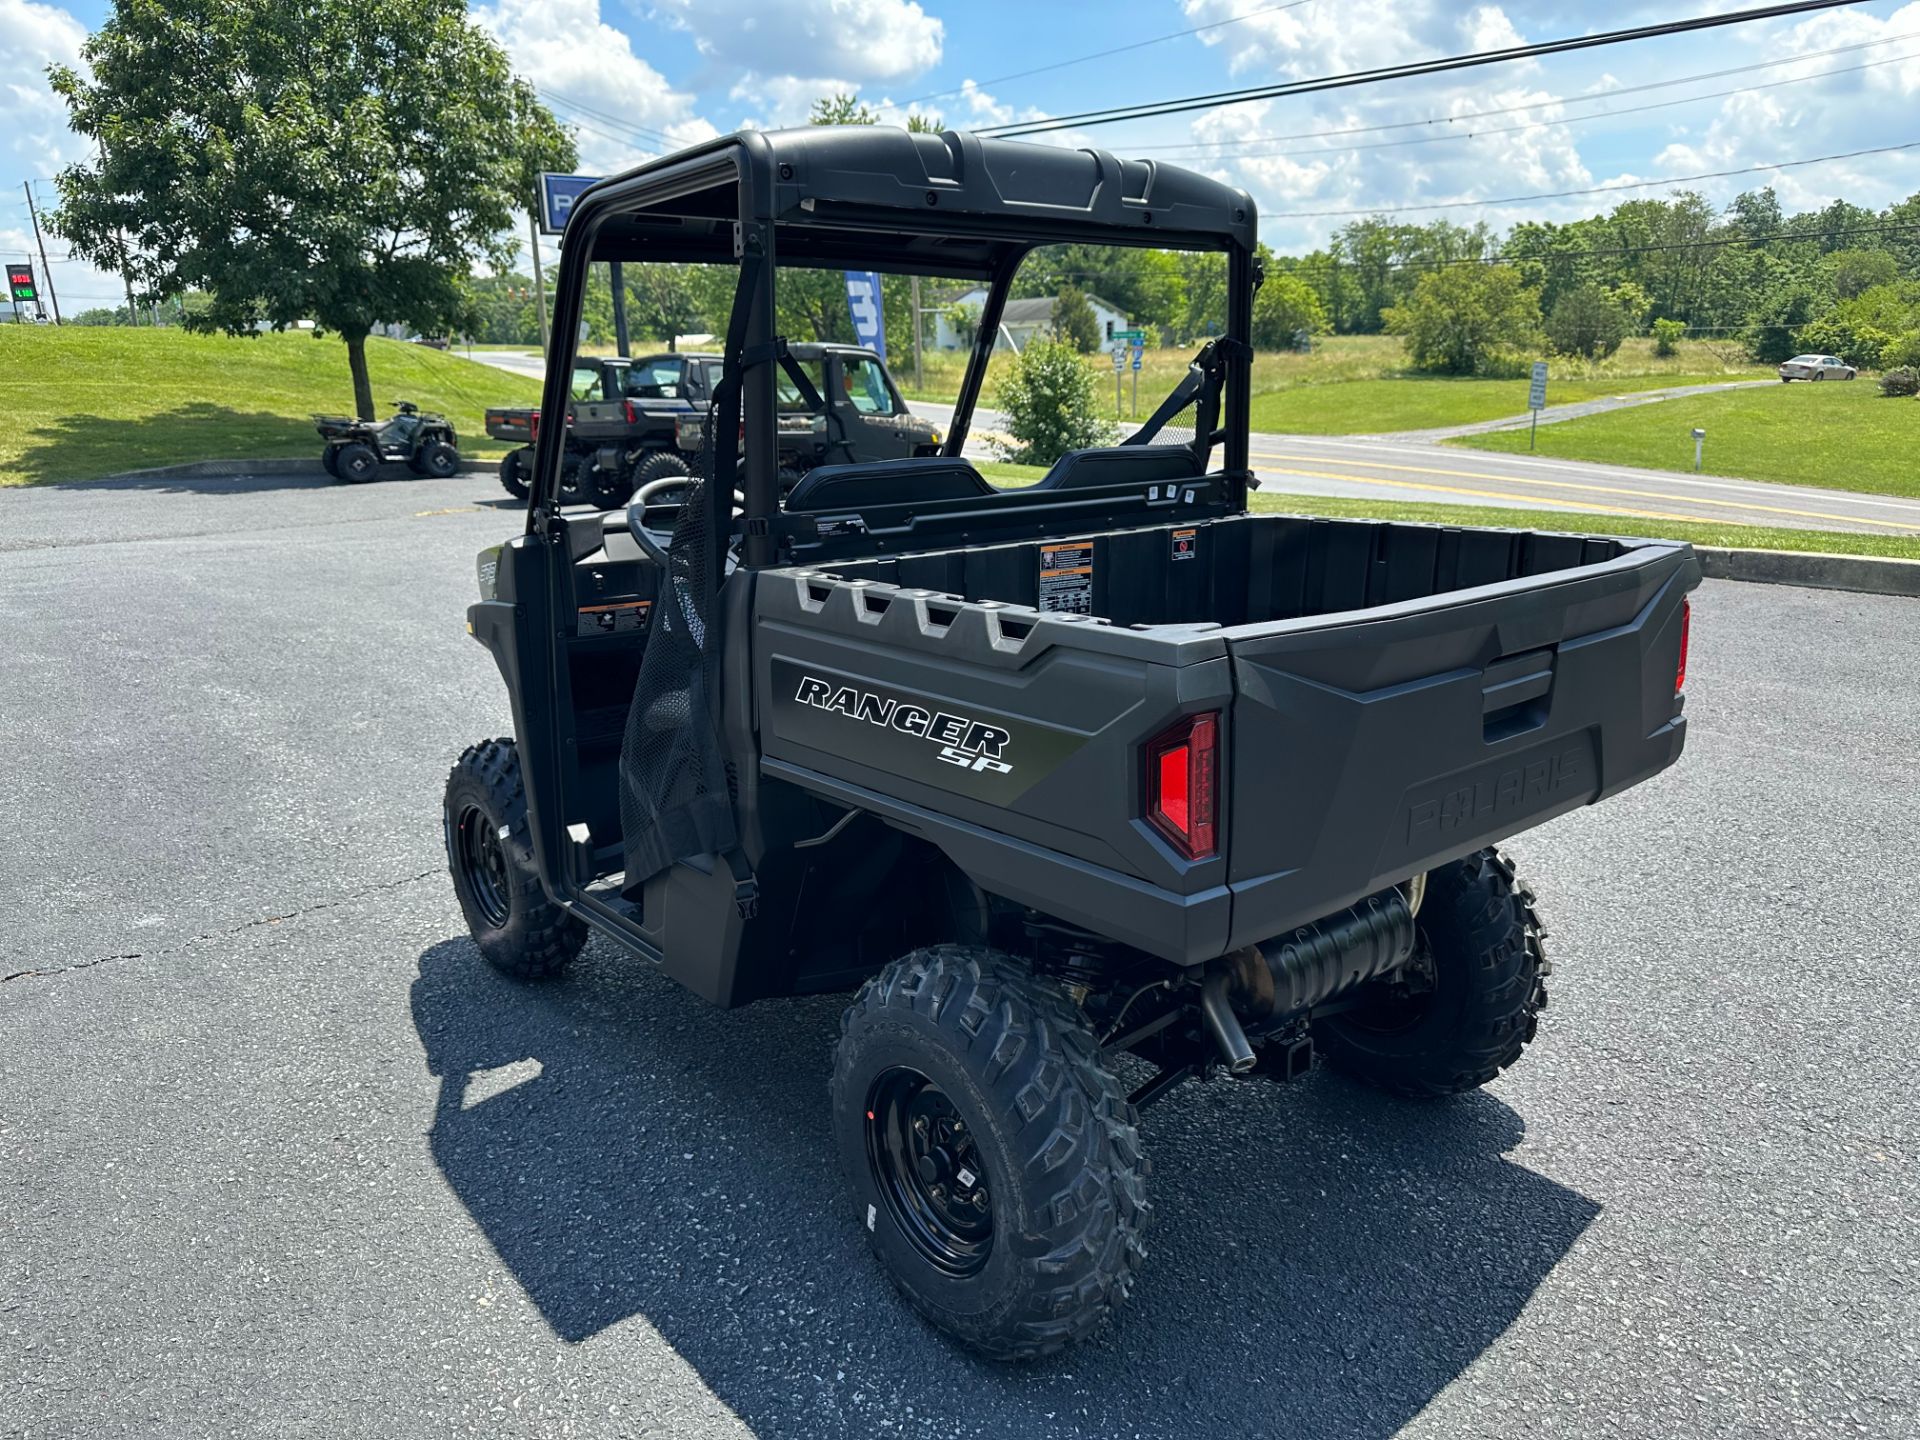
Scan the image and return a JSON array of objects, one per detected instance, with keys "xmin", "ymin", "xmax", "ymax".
[{"xmin": 931, "ymin": 287, "xmax": 1131, "ymax": 353}]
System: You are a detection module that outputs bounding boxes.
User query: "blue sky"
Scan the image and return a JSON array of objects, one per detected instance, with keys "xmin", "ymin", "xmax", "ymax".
[{"xmin": 8, "ymin": 0, "xmax": 1920, "ymax": 310}]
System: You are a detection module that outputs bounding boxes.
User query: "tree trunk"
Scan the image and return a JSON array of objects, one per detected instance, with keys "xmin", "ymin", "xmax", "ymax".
[{"xmin": 345, "ymin": 330, "xmax": 375, "ymax": 420}]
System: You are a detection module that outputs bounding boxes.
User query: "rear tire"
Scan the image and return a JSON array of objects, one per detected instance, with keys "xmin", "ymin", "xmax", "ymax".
[
  {"xmin": 321, "ymin": 446, "xmax": 340, "ymax": 478},
  {"xmin": 443, "ymin": 738, "xmax": 587, "ymax": 980},
  {"xmin": 830, "ymin": 945, "xmax": 1149, "ymax": 1361},
  {"xmin": 1315, "ymin": 848, "xmax": 1548, "ymax": 1098},
  {"xmin": 499, "ymin": 448, "xmax": 531, "ymax": 500},
  {"xmin": 335, "ymin": 442, "xmax": 380, "ymax": 483}
]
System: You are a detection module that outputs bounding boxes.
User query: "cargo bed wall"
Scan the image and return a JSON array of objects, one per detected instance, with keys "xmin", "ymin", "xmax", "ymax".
[{"xmin": 820, "ymin": 514, "xmax": 1642, "ymax": 628}]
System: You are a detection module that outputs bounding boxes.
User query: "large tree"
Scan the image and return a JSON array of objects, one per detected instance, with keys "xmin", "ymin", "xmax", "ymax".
[
  {"xmin": 49, "ymin": 0, "xmax": 562, "ymax": 418},
  {"xmin": 1384, "ymin": 265, "xmax": 1541, "ymax": 376}
]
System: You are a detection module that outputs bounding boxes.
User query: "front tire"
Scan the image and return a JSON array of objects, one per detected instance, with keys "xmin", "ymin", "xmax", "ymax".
[
  {"xmin": 417, "ymin": 440, "xmax": 460, "ymax": 478},
  {"xmin": 499, "ymin": 448, "xmax": 531, "ymax": 500},
  {"xmin": 831, "ymin": 946, "xmax": 1149, "ymax": 1361},
  {"xmin": 443, "ymin": 738, "xmax": 587, "ymax": 980},
  {"xmin": 1315, "ymin": 848, "xmax": 1548, "ymax": 1098}
]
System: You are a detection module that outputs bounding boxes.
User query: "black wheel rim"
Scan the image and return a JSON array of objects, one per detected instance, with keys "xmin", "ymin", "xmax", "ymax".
[
  {"xmin": 1340, "ymin": 933, "xmax": 1439, "ymax": 1034},
  {"xmin": 865, "ymin": 1067, "xmax": 993, "ymax": 1276},
  {"xmin": 456, "ymin": 804, "xmax": 512, "ymax": 927}
]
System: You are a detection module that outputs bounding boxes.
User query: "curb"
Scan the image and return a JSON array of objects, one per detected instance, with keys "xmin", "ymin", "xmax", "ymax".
[
  {"xmin": 85, "ymin": 457, "xmax": 501, "ymax": 482},
  {"xmin": 1694, "ymin": 546, "xmax": 1920, "ymax": 599}
]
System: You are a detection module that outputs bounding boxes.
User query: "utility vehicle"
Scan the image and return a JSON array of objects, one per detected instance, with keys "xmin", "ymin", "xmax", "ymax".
[
  {"xmin": 315, "ymin": 400, "xmax": 459, "ymax": 482},
  {"xmin": 488, "ymin": 353, "xmax": 722, "ymax": 505},
  {"xmin": 442, "ymin": 126, "xmax": 1698, "ymax": 1360},
  {"xmin": 659, "ymin": 340, "xmax": 943, "ymax": 490}
]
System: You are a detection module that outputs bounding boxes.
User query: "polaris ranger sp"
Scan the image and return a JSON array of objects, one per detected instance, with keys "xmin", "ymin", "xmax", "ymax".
[{"xmin": 443, "ymin": 126, "xmax": 1699, "ymax": 1360}]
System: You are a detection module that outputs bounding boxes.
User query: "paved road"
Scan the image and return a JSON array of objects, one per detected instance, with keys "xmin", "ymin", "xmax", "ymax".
[
  {"xmin": 1239, "ymin": 434, "xmax": 1920, "ymax": 536},
  {"xmin": 902, "ymin": 400, "xmax": 1920, "ymax": 535},
  {"xmin": 7, "ymin": 470, "xmax": 1912, "ymax": 1439}
]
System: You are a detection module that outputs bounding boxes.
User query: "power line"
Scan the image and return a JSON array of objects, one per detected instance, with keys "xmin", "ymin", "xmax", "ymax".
[
  {"xmin": 1273, "ymin": 140, "xmax": 1920, "ymax": 219},
  {"xmin": 1129, "ymin": 27, "xmax": 1920, "ymax": 154},
  {"xmin": 1146, "ymin": 49, "xmax": 1920, "ymax": 164},
  {"xmin": 877, "ymin": 0, "xmax": 1314, "ymax": 116},
  {"xmin": 979, "ymin": 0, "xmax": 1867, "ymax": 136}
]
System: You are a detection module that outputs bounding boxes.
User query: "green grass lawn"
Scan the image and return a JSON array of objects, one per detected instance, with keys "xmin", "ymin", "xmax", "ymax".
[
  {"xmin": 1457, "ymin": 377, "xmax": 1920, "ymax": 498},
  {"xmin": 910, "ymin": 334, "xmax": 1768, "ymax": 436},
  {"xmin": 1246, "ymin": 371, "xmax": 1761, "ymax": 435},
  {"xmin": 0, "ymin": 327, "xmax": 542, "ymax": 485}
]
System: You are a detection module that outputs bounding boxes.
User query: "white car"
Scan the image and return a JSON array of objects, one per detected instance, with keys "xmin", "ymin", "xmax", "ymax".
[{"xmin": 1778, "ymin": 353, "xmax": 1856, "ymax": 382}]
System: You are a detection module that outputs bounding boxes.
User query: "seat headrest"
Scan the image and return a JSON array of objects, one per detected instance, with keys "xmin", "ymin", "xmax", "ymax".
[
  {"xmin": 784, "ymin": 457, "xmax": 996, "ymax": 512},
  {"xmin": 1032, "ymin": 445, "xmax": 1200, "ymax": 491}
]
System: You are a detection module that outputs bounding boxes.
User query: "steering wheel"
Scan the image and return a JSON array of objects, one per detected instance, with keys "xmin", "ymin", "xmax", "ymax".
[{"xmin": 624, "ymin": 477, "xmax": 746, "ymax": 569}]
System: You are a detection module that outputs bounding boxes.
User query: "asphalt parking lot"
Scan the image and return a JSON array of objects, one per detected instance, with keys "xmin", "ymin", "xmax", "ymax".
[{"xmin": 3, "ymin": 469, "xmax": 1916, "ymax": 1439}]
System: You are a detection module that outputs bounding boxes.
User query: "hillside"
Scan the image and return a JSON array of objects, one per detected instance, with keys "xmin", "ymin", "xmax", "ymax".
[{"xmin": 0, "ymin": 327, "xmax": 542, "ymax": 485}]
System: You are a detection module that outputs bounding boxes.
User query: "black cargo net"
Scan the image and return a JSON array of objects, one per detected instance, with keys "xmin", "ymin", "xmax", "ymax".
[
  {"xmin": 1121, "ymin": 338, "xmax": 1244, "ymax": 467},
  {"xmin": 618, "ymin": 445, "xmax": 735, "ymax": 898},
  {"xmin": 1127, "ymin": 397, "xmax": 1198, "ymax": 449}
]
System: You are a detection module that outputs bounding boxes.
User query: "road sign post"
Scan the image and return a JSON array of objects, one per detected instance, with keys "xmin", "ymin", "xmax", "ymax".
[
  {"xmin": 1131, "ymin": 342, "xmax": 1143, "ymax": 416},
  {"xmin": 1113, "ymin": 344, "xmax": 1124, "ymax": 415},
  {"xmin": 7, "ymin": 262, "xmax": 36, "ymax": 324},
  {"xmin": 1692, "ymin": 427, "xmax": 1706, "ymax": 473},
  {"xmin": 1528, "ymin": 360, "xmax": 1549, "ymax": 450}
]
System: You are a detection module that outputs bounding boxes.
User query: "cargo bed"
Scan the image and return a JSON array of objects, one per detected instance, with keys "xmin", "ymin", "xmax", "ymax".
[{"xmin": 755, "ymin": 512, "xmax": 1698, "ymax": 963}]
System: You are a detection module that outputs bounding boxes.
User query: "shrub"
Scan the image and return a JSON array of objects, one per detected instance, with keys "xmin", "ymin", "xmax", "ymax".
[
  {"xmin": 990, "ymin": 339, "xmax": 1116, "ymax": 465},
  {"xmin": 1546, "ymin": 284, "xmax": 1627, "ymax": 360},
  {"xmin": 1651, "ymin": 318, "xmax": 1686, "ymax": 357},
  {"xmin": 1878, "ymin": 367, "xmax": 1919, "ymax": 397},
  {"xmin": 1384, "ymin": 264, "xmax": 1541, "ymax": 376}
]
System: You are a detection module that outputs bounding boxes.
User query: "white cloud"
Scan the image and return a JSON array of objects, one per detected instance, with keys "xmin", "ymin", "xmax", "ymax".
[
  {"xmin": 655, "ymin": 0, "xmax": 942, "ymax": 85},
  {"xmin": 475, "ymin": 0, "xmax": 718, "ymax": 173},
  {"xmin": 0, "ymin": 0, "xmax": 128, "ymax": 315}
]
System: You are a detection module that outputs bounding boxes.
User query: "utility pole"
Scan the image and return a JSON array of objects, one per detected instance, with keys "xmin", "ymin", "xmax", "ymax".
[
  {"xmin": 909, "ymin": 274, "xmax": 923, "ymax": 391},
  {"xmin": 24, "ymin": 182, "xmax": 60, "ymax": 324},
  {"xmin": 609, "ymin": 259, "xmax": 630, "ymax": 357},
  {"xmin": 527, "ymin": 198, "xmax": 550, "ymax": 356}
]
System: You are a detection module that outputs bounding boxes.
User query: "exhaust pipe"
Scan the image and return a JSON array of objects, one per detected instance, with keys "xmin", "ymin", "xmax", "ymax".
[
  {"xmin": 1199, "ymin": 969, "xmax": 1256, "ymax": 1074},
  {"xmin": 1231, "ymin": 888, "xmax": 1418, "ymax": 1024}
]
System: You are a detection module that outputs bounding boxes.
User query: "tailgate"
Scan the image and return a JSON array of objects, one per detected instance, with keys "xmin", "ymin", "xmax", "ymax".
[
  {"xmin": 484, "ymin": 407, "xmax": 533, "ymax": 442},
  {"xmin": 1222, "ymin": 541, "xmax": 1698, "ymax": 947}
]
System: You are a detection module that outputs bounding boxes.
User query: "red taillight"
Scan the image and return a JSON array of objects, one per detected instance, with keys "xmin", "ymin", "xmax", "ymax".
[
  {"xmin": 1146, "ymin": 711, "xmax": 1219, "ymax": 860},
  {"xmin": 624, "ymin": 398, "xmax": 638, "ymax": 424},
  {"xmin": 1675, "ymin": 599, "xmax": 1691, "ymax": 693},
  {"xmin": 528, "ymin": 408, "xmax": 542, "ymax": 440}
]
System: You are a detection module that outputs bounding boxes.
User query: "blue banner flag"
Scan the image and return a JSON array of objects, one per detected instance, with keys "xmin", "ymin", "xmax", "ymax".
[{"xmin": 844, "ymin": 271, "xmax": 886, "ymax": 359}]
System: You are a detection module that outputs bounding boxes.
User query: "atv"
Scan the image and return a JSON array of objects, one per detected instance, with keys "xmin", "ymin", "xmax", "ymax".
[
  {"xmin": 442, "ymin": 126, "xmax": 1699, "ymax": 1360},
  {"xmin": 315, "ymin": 400, "xmax": 460, "ymax": 483}
]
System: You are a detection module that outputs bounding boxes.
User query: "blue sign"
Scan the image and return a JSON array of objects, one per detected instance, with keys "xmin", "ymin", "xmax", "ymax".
[
  {"xmin": 844, "ymin": 271, "xmax": 886, "ymax": 359},
  {"xmin": 1131, "ymin": 346, "xmax": 1143, "ymax": 371},
  {"xmin": 539, "ymin": 173, "xmax": 602, "ymax": 235}
]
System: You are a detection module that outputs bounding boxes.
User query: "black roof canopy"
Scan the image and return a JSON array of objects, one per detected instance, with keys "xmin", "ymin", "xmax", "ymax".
[{"xmin": 570, "ymin": 126, "xmax": 1257, "ymax": 278}]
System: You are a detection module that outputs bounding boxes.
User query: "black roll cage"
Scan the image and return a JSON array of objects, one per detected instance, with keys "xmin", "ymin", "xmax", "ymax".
[{"xmin": 524, "ymin": 127, "xmax": 1257, "ymax": 570}]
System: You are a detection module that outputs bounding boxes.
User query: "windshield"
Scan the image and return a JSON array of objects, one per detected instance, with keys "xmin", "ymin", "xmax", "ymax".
[{"xmin": 840, "ymin": 357, "xmax": 898, "ymax": 415}]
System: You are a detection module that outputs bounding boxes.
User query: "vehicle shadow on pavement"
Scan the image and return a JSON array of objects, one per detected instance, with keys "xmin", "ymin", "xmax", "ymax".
[{"xmin": 412, "ymin": 937, "xmax": 1599, "ymax": 1439}]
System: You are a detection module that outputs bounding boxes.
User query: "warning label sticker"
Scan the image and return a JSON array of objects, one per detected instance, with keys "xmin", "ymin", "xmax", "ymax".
[
  {"xmin": 1170, "ymin": 527, "xmax": 1199, "ymax": 562},
  {"xmin": 1038, "ymin": 541, "xmax": 1094, "ymax": 614},
  {"xmin": 576, "ymin": 599, "xmax": 652, "ymax": 637}
]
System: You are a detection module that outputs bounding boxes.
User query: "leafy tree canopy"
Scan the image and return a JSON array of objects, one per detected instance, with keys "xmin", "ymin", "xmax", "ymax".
[
  {"xmin": 49, "ymin": 0, "xmax": 569, "ymax": 418},
  {"xmin": 1384, "ymin": 265, "xmax": 1541, "ymax": 376}
]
